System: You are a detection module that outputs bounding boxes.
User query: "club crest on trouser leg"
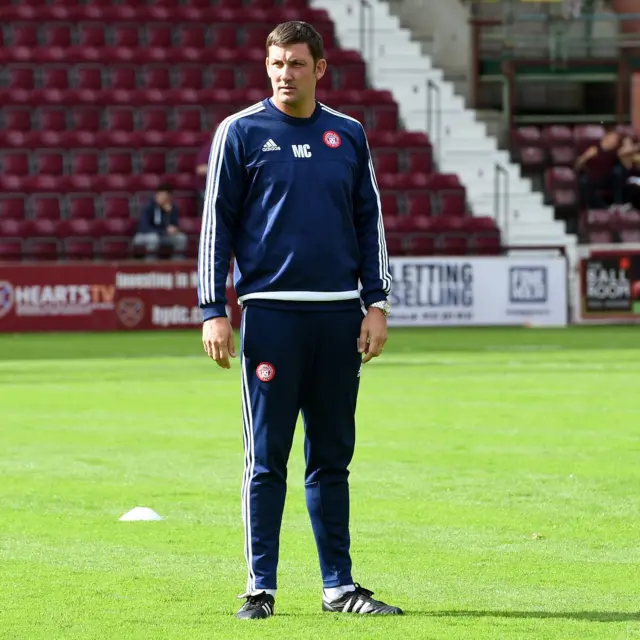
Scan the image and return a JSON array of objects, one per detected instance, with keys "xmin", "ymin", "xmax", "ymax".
[{"xmin": 256, "ymin": 362, "xmax": 276, "ymax": 382}]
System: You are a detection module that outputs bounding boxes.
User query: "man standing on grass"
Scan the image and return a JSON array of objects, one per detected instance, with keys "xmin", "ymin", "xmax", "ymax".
[{"xmin": 197, "ymin": 21, "xmax": 401, "ymax": 619}]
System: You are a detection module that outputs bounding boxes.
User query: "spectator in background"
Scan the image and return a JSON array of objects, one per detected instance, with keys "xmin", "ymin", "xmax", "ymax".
[
  {"xmin": 619, "ymin": 135, "xmax": 640, "ymax": 209},
  {"xmin": 133, "ymin": 184, "xmax": 187, "ymax": 259},
  {"xmin": 195, "ymin": 139, "xmax": 212, "ymax": 216},
  {"xmin": 575, "ymin": 128, "xmax": 626, "ymax": 208}
]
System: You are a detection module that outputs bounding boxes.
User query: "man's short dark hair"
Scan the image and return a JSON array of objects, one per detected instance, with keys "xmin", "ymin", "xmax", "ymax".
[
  {"xmin": 266, "ymin": 21, "xmax": 324, "ymax": 64},
  {"xmin": 156, "ymin": 183, "xmax": 173, "ymax": 194}
]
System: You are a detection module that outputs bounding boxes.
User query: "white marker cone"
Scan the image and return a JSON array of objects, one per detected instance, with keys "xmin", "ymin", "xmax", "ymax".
[{"xmin": 119, "ymin": 506, "xmax": 164, "ymax": 521}]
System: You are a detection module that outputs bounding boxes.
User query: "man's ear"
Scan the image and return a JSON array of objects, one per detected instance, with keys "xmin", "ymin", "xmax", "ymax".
[{"xmin": 315, "ymin": 59, "xmax": 327, "ymax": 82}]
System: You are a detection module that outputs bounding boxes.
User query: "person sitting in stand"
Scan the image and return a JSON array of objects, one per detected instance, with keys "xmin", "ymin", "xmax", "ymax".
[
  {"xmin": 133, "ymin": 183, "xmax": 187, "ymax": 259},
  {"xmin": 575, "ymin": 128, "xmax": 626, "ymax": 209}
]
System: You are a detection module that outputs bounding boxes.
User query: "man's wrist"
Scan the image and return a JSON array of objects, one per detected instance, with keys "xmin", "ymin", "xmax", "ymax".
[
  {"xmin": 368, "ymin": 299, "xmax": 391, "ymax": 317},
  {"xmin": 202, "ymin": 303, "xmax": 228, "ymax": 322}
]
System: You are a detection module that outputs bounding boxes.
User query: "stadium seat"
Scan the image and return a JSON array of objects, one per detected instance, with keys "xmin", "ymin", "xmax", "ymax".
[
  {"xmin": 140, "ymin": 150, "xmax": 166, "ymax": 174},
  {"xmin": 406, "ymin": 193, "xmax": 432, "ymax": 217},
  {"xmin": 103, "ymin": 194, "xmax": 132, "ymax": 218},
  {"xmin": 75, "ymin": 65, "xmax": 103, "ymax": 90},
  {"xmin": 175, "ymin": 108, "xmax": 203, "ymax": 132},
  {"xmin": 105, "ymin": 150, "xmax": 134, "ymax": 175},
  {"xmin": 6, "ymin": 67, "xmax": 35, "ymax": 90},
  {"xmin": 3, "ymin": 153, "xmax": 30, "ymax": 176},
  {"xmin": 112, "ymin": 24, "xmax": 140, "ymax": 47},
  {"xmin": 4, "ymin": 107, "xmax": 32, "ymax": 132},
  {"xmin": 99, "ymin": 237, "xmax": 132, "ymax": 260},
  {"xmin": 39, "ymin": 107, "xmax": 67, "ymax": 132},
  {"xmin": 78, "ymin": 24, "xmax": 106, "ymax": 47},
  {"xmin": 0, "ymin": 239, "xmax": 23, "ymax": 261},
  {"xmin": 42, "ymin": 66, "xmax": 70, "ymax": 90},
  {"xmin": 68, "ymin": 195, "xmax": 98, "ymax": 219},
  {"xmin": 106, "ymin": 107, "xmax": 135, "ymax": 131},
  {"xmin": 10, "ymin": 24, "xmax": 38, "ymax": 47},
  {"xmin": 145, "ymin": 24, "xmax": 173, "ymax": 47},
  {"xmin": 0, "ymin": 198, "xmax": 26, "ymax": 220},
  {"xmin": 31, "ymin": 195, "xmax": 62, "ymax": 220},
  {"xmin": 64, "ymin": 238, "xmax": 96, "ymax": 260},
  {"xmin": 140, "ymin": 107, "xmax": 168, "ymax": 131},
  {"xmin": 24, "ymin": 238, "xmax": 60, "ymax": 261},
  {"xmin": 72, "ymin": 108, "xmax": 101, "ymax": 131},
  {"xmin": 175, "ymin": 25, "xmax": 206, "ymax": 48},
  {"xmin": 35, "ymin": 152, "xmax": 65, "ymax": 176},
  {"xmin": 71, "ymin": 151, "xmax": 100, "ymax": 175}
]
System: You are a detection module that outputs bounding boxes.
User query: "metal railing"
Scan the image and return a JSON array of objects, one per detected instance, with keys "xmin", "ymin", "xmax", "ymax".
[
  {"xmin": 358, "ymin": 0, "xmax": 375, "ymax": 65},
  {"xmin": 494, "ymin": 163, "xmax": 510, "ymax": 236},
  {"xmin": 471, "ymin": 8, "xmax": 640, "ymax": 61},
  {"xmin": 426, "ymin": 79, "xmax": 442, "ymax": 167}
]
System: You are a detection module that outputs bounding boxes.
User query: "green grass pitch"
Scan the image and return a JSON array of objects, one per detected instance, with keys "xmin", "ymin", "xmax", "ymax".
[{"xmin": 1, "ymin": 326, "xmax": 640, "ymax": 639}]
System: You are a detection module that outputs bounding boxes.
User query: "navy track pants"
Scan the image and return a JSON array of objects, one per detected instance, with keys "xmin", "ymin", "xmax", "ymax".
[{"xmin": 239, "ymin": 303, "xmax": 363, "ymax": 592}]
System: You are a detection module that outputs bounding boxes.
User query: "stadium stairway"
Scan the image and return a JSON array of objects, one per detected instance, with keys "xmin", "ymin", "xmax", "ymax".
[{"xmin": 311, "ymin": 0, "xmax": 578, "ymax": 259}]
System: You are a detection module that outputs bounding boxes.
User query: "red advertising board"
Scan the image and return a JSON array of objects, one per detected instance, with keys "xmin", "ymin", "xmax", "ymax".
[{"xmin": 0, "ymin": 261, "xmax": 239, "ymax": 333}]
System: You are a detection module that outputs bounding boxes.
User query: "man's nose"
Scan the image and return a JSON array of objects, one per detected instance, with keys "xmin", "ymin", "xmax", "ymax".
[{"xmin": 281, "ymin": 65, "xmax": 293, "ymax": 81}]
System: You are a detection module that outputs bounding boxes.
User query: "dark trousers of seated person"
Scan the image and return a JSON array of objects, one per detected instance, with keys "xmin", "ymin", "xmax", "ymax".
[{"xmin": 578, "ymin": 165, "xmax": 625, "ymax": 208}]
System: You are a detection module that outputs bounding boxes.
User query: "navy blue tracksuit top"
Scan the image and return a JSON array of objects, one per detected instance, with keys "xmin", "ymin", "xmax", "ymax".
[{"xmin": 197, "ymin": 98, "xmax": 392, "ymax": 319}]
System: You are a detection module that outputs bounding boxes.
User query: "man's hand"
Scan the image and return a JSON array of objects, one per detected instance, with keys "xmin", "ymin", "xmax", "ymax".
[
  {"xmin": 202, "ymin": 317, "xmax": 236, "ymax": 369},
  {"xmin": 358, "ymin": 307, "xmax": 388, "ymax": 364},
  {"xmin": 166, "ymin": 225, "xmax": 178, "ymax": 235}
]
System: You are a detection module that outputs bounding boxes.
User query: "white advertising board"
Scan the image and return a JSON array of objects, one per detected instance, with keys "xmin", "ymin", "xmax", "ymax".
[{"xmin": 387, "ymin": 256, "xmax": 567, "ymax": 327}]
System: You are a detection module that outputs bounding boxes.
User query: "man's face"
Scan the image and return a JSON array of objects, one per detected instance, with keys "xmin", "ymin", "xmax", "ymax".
[
  {"xmin": 602, "ymin": 131, "xmax": 620, "ymax": 150},
  {"xmin": 155, "ymin": 190, "xmax": 172, "ymax": 209},
  {"xmin": 266, "ymin": 43, "xmax": 326, "ymax": 107}
]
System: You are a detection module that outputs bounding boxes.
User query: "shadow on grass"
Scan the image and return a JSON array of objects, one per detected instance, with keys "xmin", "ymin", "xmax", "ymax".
[{"xmin": 415, "ymin": 610, "xmax": 640, "ymax": 623}]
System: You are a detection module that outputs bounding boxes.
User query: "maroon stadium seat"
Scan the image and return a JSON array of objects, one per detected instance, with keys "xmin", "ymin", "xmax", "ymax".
[
  {"xmin": 112, "ymin": 24, "xmax": 140, "ymax": 47},
  {"xmin": 140, "ymin": 150, "xmax": 166, "ymax": 174},
  {"xmin": 39, "ymin": 107, "xmax": 67, "ymax": 131},
  {"xmin": 175, "ymin": 108, "xmax": 203, "ymax": 132},
  {"xmin": 24, "ymin": 238, "xmax": 60, "ymax": 261},
  {"xmin": 0, "ymin": 239, "xmax": 24, "ymax": 261},
  {"xmin": 176, "ymin": 66, "xmax": 204, "ymax": 90},
  {"xmin": 106, "ymin": 107, "xmax": 135, "ymax": 131},
  {"xmin": 100, "ymin": 237, "xmax": 132, "ymax": 260},
  {"xmin": 35, "ymin": 152, "xmax": 65, "ymax": 176},
  {"xmin": 0, "ymin": 198, "xmax": 26, "ymax": 220},
  {"xmin": 10, "ymin": 24, "xmax": 38, "ymax": 47},
  {"xmin": 103, "ymin": 194, "xmax": 132, "ymax": 219},
  {"xmin": 176, "ymin": 25, "xmax": 206, "ymax": 48},
  {"xmin": 64, "ymin": 238, "xmax": 96, "ymax": 260},
  {"xmin": 41, "ymin": 66, "xmax": 70, "ymax": 90},
  {"xmin": 6, "ymin": 66, "xmax": 35, "ymax": 90},
  {"xmin": 439, "ymin": 192, "xmax": 467, "ymax": 217},
  {"xmin": 78, "ymin": 24, "xmax": 106, "ymax": 47},
  {"xmin": 41, "ymin": 22, "xmax": 72, "ymax": 47},
  {"xmin": 3, "ymin": 152, "xmax": 30, "ymax": 176},
  {"xmin": 68, "ymin": 195, "xmax": 98, "ymax": 219},
  {"xmin": 373, "ymin": 151, "xmax": 398, "ymax": 174},
  {"xmin": 140, "ymin": 107, "xmax": 168, "ymax": 131},
  {"xmin": 105, "ymin": 150, "xmax": 134, "ymax": 175},
  {"xmin": 71, "ymin": 151, "xmax": 100, "ymax": 175},
  {"xmin": 75, "ymin": 65, "xmax": 103, "ymax": 90},
  {"xmin": 31, "ymin": 195, "xmax": 62, "ymax": 220},
  {"xmin": 406, "ymin": 193, "xmax": 432, "ymax": 217},
  {"xmin": 72, "ymin": 107, "xmax": 101, "ymax": 131},
  {"xmin": 145, "ymin": 24, "xmax": 173, "ymax": 48},
  {"xmin": 4, "ymin": 107, "xmax": 32, "ymax": 132}
]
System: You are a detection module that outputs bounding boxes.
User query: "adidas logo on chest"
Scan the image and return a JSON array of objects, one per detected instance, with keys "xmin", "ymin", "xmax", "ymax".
[{"xmin": 262, "ymin": 139, "xmax": 281, "ymax": 152}]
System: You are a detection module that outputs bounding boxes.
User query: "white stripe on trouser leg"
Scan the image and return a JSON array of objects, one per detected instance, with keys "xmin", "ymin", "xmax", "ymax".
[{"xmin": 240, "ymin": 308, "xmax": 256, "ymax": 593}]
